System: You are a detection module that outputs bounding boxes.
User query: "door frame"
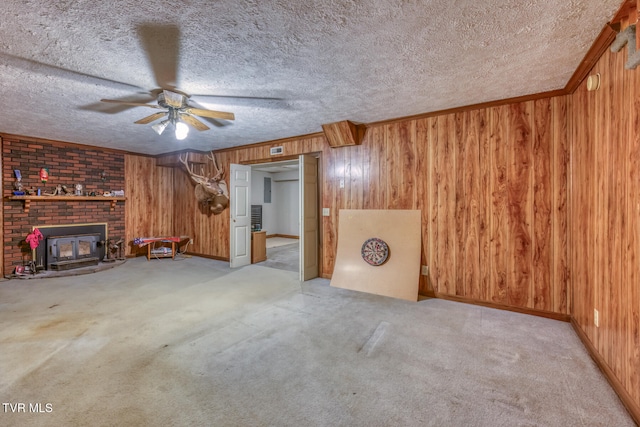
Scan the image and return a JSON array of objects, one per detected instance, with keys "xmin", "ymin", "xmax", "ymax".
[{"xmin": 241, "ymin": 153, "xmax": 322, "ymax": 279}]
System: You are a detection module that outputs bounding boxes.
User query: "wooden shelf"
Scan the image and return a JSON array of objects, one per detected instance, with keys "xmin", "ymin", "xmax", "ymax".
[{"xmin": 7, "ymin": 195, "xmax": 126, "ymax": 213}]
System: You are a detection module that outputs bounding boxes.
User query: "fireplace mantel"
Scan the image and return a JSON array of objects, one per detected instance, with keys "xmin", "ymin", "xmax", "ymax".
[{"xmin": 7, "ymin": 196, "xmax": 126, "ymax": 213}]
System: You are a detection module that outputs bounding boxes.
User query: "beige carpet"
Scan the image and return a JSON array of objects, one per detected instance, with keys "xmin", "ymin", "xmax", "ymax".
[
  {"xmin": 0, "ymin": 257, "xmax": 634, "ymax": 426},
  {"xmin": 258, "ymin": 243, "xmax": 299, "ymax": 272}
]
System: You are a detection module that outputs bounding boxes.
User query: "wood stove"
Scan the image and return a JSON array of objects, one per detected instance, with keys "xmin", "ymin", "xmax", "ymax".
[
  {"xmin": 32, "ymin": 223, "xmax": 107, "ymax": 271},
  {"xmin": 47, "ymin": 233, "xmax": 101, "ymax": 270}
]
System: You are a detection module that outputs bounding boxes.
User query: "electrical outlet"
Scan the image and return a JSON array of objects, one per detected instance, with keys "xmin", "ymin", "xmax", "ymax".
[
  {"xmin": 421, "ymin": 265, "xmax": 429, "ymax": 276},
  {"xmin": 339, "ymin": 179, "xmax": 345, "ymax": 188},
  {"xmin": 594, "ymin": 309, "xmax": 599, "ymax": 327},
  {"xmin": 322, "ymin": 208, "xmax": 330, "ymax": 217},
  {"xmin": 189, "ymin": 239, "xmax": 194, "ymax": 245}
]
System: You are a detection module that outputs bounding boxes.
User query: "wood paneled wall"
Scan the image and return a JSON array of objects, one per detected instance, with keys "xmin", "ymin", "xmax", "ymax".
[
  {"xmin": 124, "ymin": 154, "xmax": 175, "ymax": 256},
  {"xmin": 570, "ymin": 47, "xmax": 640, "ymax": 419},
  {"xmin": 172, "ymin": 99, "xmax": 569, "ymax": 316},
  {"xmin": 427, "ymin": 100, "xmax": 569, "ymax": 314}
]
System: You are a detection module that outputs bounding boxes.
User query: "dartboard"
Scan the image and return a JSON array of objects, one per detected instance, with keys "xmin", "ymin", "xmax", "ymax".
[{"xmin": 361, "ymin": 238, "xmax": 389, "ymax": 266}]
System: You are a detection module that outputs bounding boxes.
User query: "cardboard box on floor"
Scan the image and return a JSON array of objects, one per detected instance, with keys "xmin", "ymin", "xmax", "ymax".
[{"xmin": 330, "ymin": 209, "xmax": 421, "ymax": 301}]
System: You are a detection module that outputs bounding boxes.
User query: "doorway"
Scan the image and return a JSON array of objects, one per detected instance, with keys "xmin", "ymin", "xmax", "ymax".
[
  {"xmin": 250, "ymin": 159, "xmax": 300, "ymax": 273},
  {"xmin": 229, "ymin": 155, "xmax": 320, "ymax": 280}
]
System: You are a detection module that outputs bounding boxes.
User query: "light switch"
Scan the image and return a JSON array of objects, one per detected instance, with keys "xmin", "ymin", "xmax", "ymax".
[{"xmin": 322, "ymin": 208, "xmax": 330, "ymax": 216}]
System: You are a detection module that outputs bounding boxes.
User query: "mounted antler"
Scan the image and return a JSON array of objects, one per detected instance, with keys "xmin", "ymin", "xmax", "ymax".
[
  {"xmin": 206, "ymin": 151, "xmax": 223, "ymax": 181},
  {"xmin": 179, "ymin": 151, "xmax": 229, "ymax": 215}
]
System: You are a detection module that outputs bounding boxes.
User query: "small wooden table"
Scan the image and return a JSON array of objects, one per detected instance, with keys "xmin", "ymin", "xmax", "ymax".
[{"xmin": 134, "ymin": 236, "xmax": 190, "ymax": 260}]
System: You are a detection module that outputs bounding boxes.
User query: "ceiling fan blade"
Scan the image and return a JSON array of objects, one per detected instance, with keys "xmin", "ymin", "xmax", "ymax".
[
  {"xmin": 101, "ymin": 99, "xmax": 161, "ymax": 109},
  {"xmin": 190, "ymin": 93, "xmax": 292, "ymax": 110},
  {"xmin": 83, "ymin": 93, "xmax": 158, "ymax": 113},
  {"xmin": 137, "ymin": 24, "xmax": 180, "ymax": 90},
  {"xmin": 187, "ymin": 100, "xmax": 228, "ymax": 127},
  {"xmin": 185, "ymin": 107, "xmax": 235, "ymax": 121},
  {"xmin": 163, "ymin": 90, "xmax": 184, "ymax": 108},
  {"xmin": 0, "ymin": 52, "xmax": 143, "ymax": 91},
  {"xmin": 135, "ymin": 112, "xmax": 167, "ymax": 124},
  {"xmin": 180, "ymin": 114, "xmax": 210, "ymax": 131}
]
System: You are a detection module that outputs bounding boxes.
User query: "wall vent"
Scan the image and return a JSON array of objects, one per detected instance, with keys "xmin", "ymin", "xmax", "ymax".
[{"xmin": 270, "ymin": 146, "xmax": 284, "ymax": 155}]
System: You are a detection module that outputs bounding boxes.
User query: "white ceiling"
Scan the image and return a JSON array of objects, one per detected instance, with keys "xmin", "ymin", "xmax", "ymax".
[{"xmin": 0, "ymin": 0, "xmax": 621, "ymax": 155}]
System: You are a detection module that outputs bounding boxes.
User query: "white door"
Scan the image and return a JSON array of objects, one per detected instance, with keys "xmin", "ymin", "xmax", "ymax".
[
  {"xmin": 230, "ymin": 164, "xmax": 251, "ymax": 268},
  {"xmin": 299, "ymin": 155, "xmax": 319, "ymax": 281}
]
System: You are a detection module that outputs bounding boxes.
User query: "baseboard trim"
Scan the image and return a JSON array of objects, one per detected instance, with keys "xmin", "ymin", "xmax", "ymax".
[
  {"xmin": 184, "ymin": 252, "xmax": 229, "ymax": 262},
  {"xmin": 570, "ymin": 318, "xmax": 640, "ymax": 425},
  {"xmin": 266, "ymin": 234, "xmax": 299, "ymax": 239},
  {"xmin": 432, "ymin": 292, "xmax": 571, "ymax": 322},
  {"xmin": 128, "ymin": 252, "xmax": 229, "ymax": 262}
]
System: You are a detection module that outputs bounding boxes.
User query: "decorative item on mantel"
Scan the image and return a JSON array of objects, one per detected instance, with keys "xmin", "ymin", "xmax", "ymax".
[
  {"xmin": 44, "ymin": 184, "xmax": 74, "ymax": 196},
  {"xmin": 39, "ymin": 167, "xmax": 49, "ymax": 184},
  {"xmin": 13, "ymin": 169, "xmax": 24, "ymax": 195}
]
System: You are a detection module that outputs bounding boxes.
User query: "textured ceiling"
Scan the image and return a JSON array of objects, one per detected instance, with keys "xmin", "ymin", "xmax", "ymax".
[{"xmin": 0, "ymin": 0, "xmax": 621, "ymax": 155}]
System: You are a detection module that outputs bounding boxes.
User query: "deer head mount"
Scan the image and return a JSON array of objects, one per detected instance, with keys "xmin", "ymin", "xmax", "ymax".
[{"xmin": 178, "ymin": 152, "xmax": 229, "ymax": 215}]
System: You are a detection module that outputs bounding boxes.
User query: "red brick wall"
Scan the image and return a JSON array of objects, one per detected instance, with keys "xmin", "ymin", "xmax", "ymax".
[{"xmin": 3, "ymin": 136, "xmax": 125, "ymax": 274}]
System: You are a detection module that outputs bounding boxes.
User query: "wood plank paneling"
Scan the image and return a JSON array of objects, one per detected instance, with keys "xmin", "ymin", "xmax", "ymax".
[
  {"xmin": 478, "ymin": 110, "xmax": 491, "ymax": 302},
  {"xmin": 399, "ymin": 121, "xmax": 416, "ymax": 210},
  {"xmin": 438, "ymin": 114, "xmax": 456, "ymax": 296},
  {"xmin": 427, "ymin": 117, "xmax": 439, "ymax": 294},
  {"xmin": 552, "ymin": 96, "xmax": 569, "ymax": 314},
  {"xmin": 385, "ymin": 124, "xmax": 399, "ymax": 209},
  {"xmin": 570, "ymin": 47, "xmax": 640, "ymax": 421},
  {"xmin": 124, "ymin": 155, "xmax": 174, "ymax": 256},
  {"xmin": 607, "ymin": 48, "xmax": 625, "ymax": 380},
  {"xmin": 366, "ymin": 126, "xmax": 384, "ymax": 209},
  {"xmin": 464, "ymin": 111, "xmax": 481, "ymax": 300},
  {"xmin": 533, "ymin": 98, "xmax": 552, "ymax": 312},
  {"xmin": 507, "ymin": 102, "xmax": 533, "ymax": 308},
  {"xmin": 322, "ymin": 120, "xmax": 361, "ymax": 147},
  {"xmin": 451, "ymin": 113, "xmax": 475, "ymax": 295},
  {"xmin": 415, "ymin": 118, "xmax": 430, "ymax": 294},
  {"xmin": 630, "ymin": 56, "xmax": 640, "ymax": 411},
  {"xmin": 351, "ymin": 142, "xmax": 365, "ymax": 211},
  {"xmin": 490, "ymin": 106, "xmax": 509, "ymax": 304}
]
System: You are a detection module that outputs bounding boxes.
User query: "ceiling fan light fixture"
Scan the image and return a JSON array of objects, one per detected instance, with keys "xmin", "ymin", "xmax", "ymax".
[
  {"xmin": 175, "ymin": 121, "xmax": 189, "ymax": 140},
  {"xmin": 152, "ymin": 119, "xmax": 170, "ymax": 135}
]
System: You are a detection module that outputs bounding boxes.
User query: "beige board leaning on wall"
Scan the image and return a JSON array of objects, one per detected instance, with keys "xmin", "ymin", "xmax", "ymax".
[{"xmin": 330, "ymin": 209, "xmax": 421, "ymax": 302}]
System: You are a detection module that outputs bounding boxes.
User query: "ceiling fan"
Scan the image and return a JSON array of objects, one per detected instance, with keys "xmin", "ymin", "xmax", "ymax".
[
  {"xmin": 98, "ymin": 23, "xmax": 235, "ymax": 140},
  {"xmin": 101, "ymin": 89, "xmax": 235, "ymax": 140}
]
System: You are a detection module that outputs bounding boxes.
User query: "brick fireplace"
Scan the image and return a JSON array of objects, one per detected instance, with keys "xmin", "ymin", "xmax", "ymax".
[{"xmin": 2, "ymin": 137, "xmax": 125, "ymax": 275}]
